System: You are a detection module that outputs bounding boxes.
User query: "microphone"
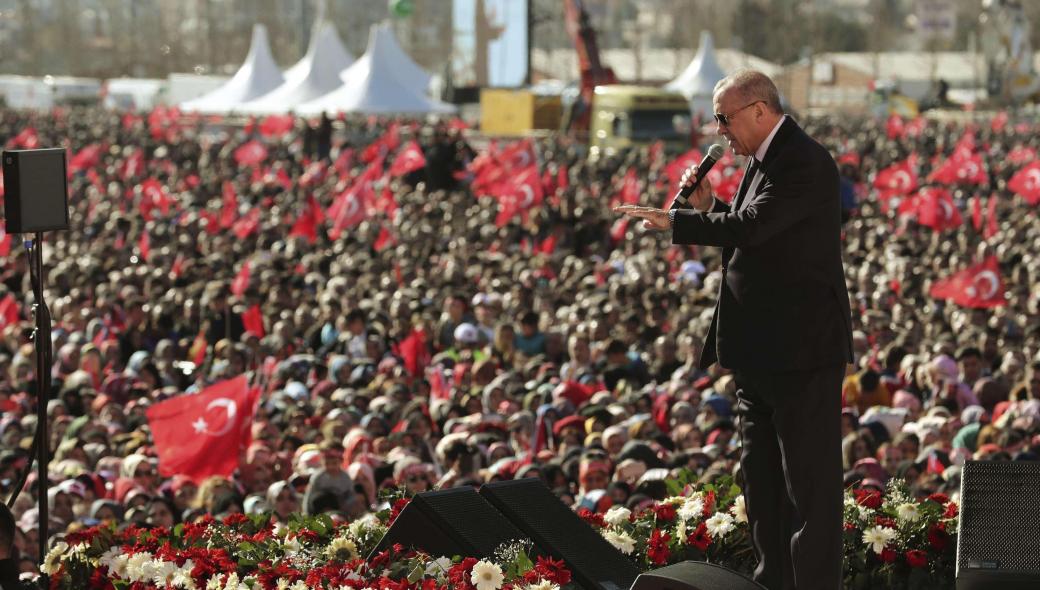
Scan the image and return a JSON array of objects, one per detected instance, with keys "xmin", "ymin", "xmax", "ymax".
[{"xmin": 669, "ymin": 144, "xmax": 726, "ymax": 210}]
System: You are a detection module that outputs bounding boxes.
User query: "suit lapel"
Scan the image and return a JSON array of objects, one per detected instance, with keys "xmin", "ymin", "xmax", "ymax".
[{"xmin": 737, "ymin": 116, "xmax": 799, "ymax": 212}]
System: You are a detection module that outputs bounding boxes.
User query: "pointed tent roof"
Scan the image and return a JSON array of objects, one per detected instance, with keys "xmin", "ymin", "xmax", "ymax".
[
  {"xmin": 239, "ymin": 22, "xmax": 355, "ymax": 114},
  {"xmin": 181, "ymin": 24, "xmax": 284, "ymax": 113},
  {"xmin": 666, "ymin": 31, "xmax": 726, "ymax": 100},
  {"xmin": 297, "ymin": 22, "xmax": 453, "ymax": 115}
]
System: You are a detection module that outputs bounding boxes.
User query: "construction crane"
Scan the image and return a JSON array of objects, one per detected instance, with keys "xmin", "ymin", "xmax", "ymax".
[{"xmin": 560, "ymin": 0, "xmax": 618, "ymax": 134}]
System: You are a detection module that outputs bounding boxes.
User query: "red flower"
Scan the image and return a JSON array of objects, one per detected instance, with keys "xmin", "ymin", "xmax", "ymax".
[
  {"xmin": 388, "ymin": 498, "xmax": 410, "ymax": 524},
  {"xmin": 875, "ymin": 516, "xmax": 897, "ymax": 529},
  {"xmin": 577, "ymin": 507, "xmax": 607, "ymax": 528},
  {"xmin": 943, "ymin": 502, "xmax": 959, "ymax": 519},
  {"xmin": 687, "ymin": 522, "xmax": 712, "ymax": 551},
  {"xmin": 647, "ymin": 529, "xmax": 671, "ymax": 565},
  {"xmin": 880, "ymin": 547, "xmax": 897, "ymax": 563},
  {"xmin": 535, "ymin": 556, "xmax": 572, "ymax": 585},
  {"xmin": 927, "ymin": 493, "xmax": 950, "ymax": 505},
  {"xmin": 652, "ymin": 503, "xmax": 677, "ymax": 522},
  {"xmin": 906, "ymin": 550, "xmax": 928, "ymax": 568},
  {"xmin": 843, "ymin": 522, "xmax": 858, "ymax": 532},
  {"xmin": 928, "ymin": 523, "xmax": 949, "ymax": 551},
  {"xmin": 854, "ymin": 489, "xmax": 882, "ymax": 509},
  {"xmin": 447, "ymin": 556, "xmax": 478, "ymax": 590},
  {"xmin": 223, "ymin": 513, "xmax": 249, "ymax": 527},
  {"xmin": 295, "ymin": 529, "xmax": 319, "ymax": 544},
  {"xmin": 702, "ymin": 490, "xmax": 716, "ymax": 517}
]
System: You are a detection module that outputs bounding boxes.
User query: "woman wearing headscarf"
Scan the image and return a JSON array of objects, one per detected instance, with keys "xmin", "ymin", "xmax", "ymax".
[{"xmin": 265, "ymin": 481, "xmax": 300, "ymax": 522}]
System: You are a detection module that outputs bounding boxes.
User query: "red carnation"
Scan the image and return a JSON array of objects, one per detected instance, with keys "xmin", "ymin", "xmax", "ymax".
[
  {"xmin": 652, "ymin": 503, "xmax": 677, "ymax": 522},
  {"xmin": 535, "ymin": 556, "xmax": 572, "ymax": 585},
  {"xmin": 687, "ymin": 522, "xmax": 712, "ymax": 551},
  {"xmin": 854, "ymin": 489, "xmax": 882, "ymax": 509},
  {"xmin": 928, "ymin": 523, "xmax": 949, "ymax": 551},
  {"xmin": 875, "ymin": 516, "xmax": 897, "ymax": 529},
  {"xmin": 223, "ymin": 513, "xmax": 249, "ymax": 527},
  {"xmin": 943, "ymin": 502, "xmax": 959, "ymax": 519},
  {"xmin": 927, "ymin": 493, "xmax": 949, "ymax": 505},
  {"xmin": 880, "ymin": 547, "xmax": 897, "ymax": 563},
  {"xmin": 647, "ymin": 529, "xmax": 671, "ymax": 565},
  {"xmin": 388, "ymin": 497, "xmax": 410, "ymax": 524},
  {"xmin": 906, "ymin": 550, "xmax": 928, "ymax": 568},
  {"xmin": 578, "ymin": 507, "xmax": 607, "ymax": 528},
  {"xmin": 843, "ymin": 522, "xmax": 858, "ymax": 532},
  {"xmin": 702, "ymin": 490, "xmax": 716, "ymax": 517}
]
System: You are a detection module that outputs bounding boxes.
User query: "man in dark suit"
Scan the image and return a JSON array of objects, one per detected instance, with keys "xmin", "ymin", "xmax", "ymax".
[{"xmin": 615, "ymin": 70, "xmax": 852, "ymax": 590}]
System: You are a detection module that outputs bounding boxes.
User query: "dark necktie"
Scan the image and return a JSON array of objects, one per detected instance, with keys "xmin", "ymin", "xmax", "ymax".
[{"xmin": 735, "ymin": 157, "xmax": 760, "ymax": 209}]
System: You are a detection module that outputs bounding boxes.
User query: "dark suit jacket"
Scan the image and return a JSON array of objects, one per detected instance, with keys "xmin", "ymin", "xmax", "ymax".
[{"xmin": 672, "ymin": 117, "xmax": 853, "ymax": 372}]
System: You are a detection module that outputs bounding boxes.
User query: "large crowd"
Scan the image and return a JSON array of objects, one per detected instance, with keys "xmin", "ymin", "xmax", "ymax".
[{"xmin": 0, "ymin": 104, "xmax": 1038, "ymax": 579}]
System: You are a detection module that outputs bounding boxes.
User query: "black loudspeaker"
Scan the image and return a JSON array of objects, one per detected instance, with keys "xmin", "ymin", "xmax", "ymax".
[
  {"xmin": 480, "ymin": 478, "xmax": 642, "ymax": 590},
  {"xmin": 370, "ymin": 486, "xmax": 527, "ymax": 560},
  {"xmin": 2, "ymin": 148, "xmax": 70, "ymax": 233},
  {"xmin": 629, "ymin": 561, "xmax": 767, "ymax": 590},
  {"xmin": 956, "ymin": 461, "xmax": 1040, "ymax": 590}
]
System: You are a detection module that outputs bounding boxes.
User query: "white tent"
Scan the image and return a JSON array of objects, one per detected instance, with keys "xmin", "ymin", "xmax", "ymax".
[
  {"xmin": 297, "ymin": 22, "xmax": 453, "ymax": 115},
  {"xmin": 181, "ymin": 24, "xmax": 284, "ymax": 113},
  {"xmin": 666, "ymin": 31, "xmax": 726, "ymax": 119},
  {"xmin": 239, "ymin": 23, "xmax": 355, "ymax": 114}
]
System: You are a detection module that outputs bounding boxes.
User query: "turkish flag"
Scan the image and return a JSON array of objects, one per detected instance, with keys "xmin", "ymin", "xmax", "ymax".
[
  {"xmin": 499, "ymin": 138, "xmax": 536, "ymax": 170},
  {"xmin": 191, "ymin": 331, "xmax": 208, "ymax": 367},
  {"xmin": 930, "ymin": 255, "xmax": 1005, "ymax": 308},
  {"xmin": 0, "ymin": 294, "xmax": 19, "ymax": 328},
  {"xmin": 373, "ymin": 226, "xmax": 395, "ymax": 252},
  {"xmin": 984, "ymin": 195, "xmax": 999, "ymax": 240},
  {"xmin": 68, "ymin": 144, "xmax": 103, "ymax": 174},
  {"xmin": 389, "ymin": 140, "xmax": 427, "ymax": 177},
  {"xmin": 396, "ymin": 328, "xmax": 430, "ymax": 377},
  {"xmin": 122, "ymin": 148, "xmax": 144, "ymax": 179},
  {"xmin": 874, "ymin": 158, "xmax": 918, "ymax": 194},
  {"xmin": 241, "ymin": 304, "xmax": 265, "ymax": 337},
  {"xmin": 231, "ymin": 261, "xmax": 251, "ymax": 297},
  {"xmin": 1007, "ymin": 161, "xmax": 1040, "ymax": 205},
  {"xmin": 289, "ymin": 205, "xmax": 319, "ymax": 244},
  {"xmin": 137, "ymin": 229, "xmax": 151, "ymax": 262},
  {"xmin": 362, "ymin": 124, "xmax": 400, "ymax": 163},
  {"xmin": 886, "ymin": 115, "xmax": 905, "ymax": 139},
  {"xmin": 609, "ymin": 217, "xmax": 630, "ymax": 244},
  {"xmin": 991, "ymin": 111, "xmax": 1008, "ymax": 133},
  {"xmin": 147, "ymin": 376, "xmax": 258, "ymax": 483},
  {"xmin": 615, "ymin": 168, "xmax": 641, "ymax": 206},
  {"xmin": 233, "ymin": 140, "xmax": 268, "ymax": 166},
  {"xmin": 537, "ymin": 234, "xmax": 558, "ymax": 255},
  {"xmin": 232, "ymin": 208, "xmax": 261, "ymax": 240},
  {"xmin": 7, "ymin": 127, "xmax": 39, "ymax": 149},
  {"xmin": 1008, "ymin": 145, "xmax": 1037, "ymax": 165},
  {"xmin": 664, "ymin": 148, "xmax": 702, "ymax": 194},
  {"xmin": 928, "ymin": 151, "xmax": 988, "ymax": 186},
  {"xmin": 259, "ymin": 114, "xmax": 295, "ymax": 138},
  {"xmin": 912, "ymin": 187, "xmax": 962, "ymax": 231},
  {"xmin": 220, "ymin": 181, "xmax": 239, "ymax": 228},
  {"xmin": 970, "ymin": 195, "xmax": 983, "ymax": 232}
]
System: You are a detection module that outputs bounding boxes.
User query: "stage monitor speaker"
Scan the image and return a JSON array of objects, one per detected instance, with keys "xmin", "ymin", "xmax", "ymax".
[
  {"xmin": 956, "ymin": 460, "xmax": 1040, "ymax": 590},
  {"xmin": 629, "ymin": 561, "xmax": 767, "ymax": 590},
  {"xmin": 369, "ymin": 486, "xmax": 527, "ymax": 561},
  {"xmin": 480, "ymin": 478, "xmax": 642, "ymax": 590},
  {"xmin": 2, "ymin": 148, "xmax": 70, "ymax": 233}
]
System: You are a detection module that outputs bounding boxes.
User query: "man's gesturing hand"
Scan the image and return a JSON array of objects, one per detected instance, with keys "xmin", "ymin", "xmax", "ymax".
[
  {"xmin": 612, "ymin": 205, "xmax": 670, "ymax": 231},
  {"xmin": 680, "ymin": 164, "xmax": 715, "ymax": 210}
]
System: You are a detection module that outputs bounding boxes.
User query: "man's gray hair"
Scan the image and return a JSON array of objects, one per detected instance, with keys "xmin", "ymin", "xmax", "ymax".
[{"xmin": 714, "ymin": 69, "xmax": 783, "ymax": 114}]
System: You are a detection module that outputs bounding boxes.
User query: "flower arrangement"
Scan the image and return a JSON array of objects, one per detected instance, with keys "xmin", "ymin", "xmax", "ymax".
[
  {"xmin": 842, "ymin": 480, "xmax": 959, "ymax": 590},
  {"xmin": 42, "ymin": 475, "xmax": 959, "ymax": 590},
  {"xmin": 43, "ymin": 511, "xmax": 573, "ymax": 590}
]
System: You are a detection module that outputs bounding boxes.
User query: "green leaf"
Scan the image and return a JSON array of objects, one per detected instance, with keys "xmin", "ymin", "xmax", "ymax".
[
  {"xmin": 407, "ymin": 562, "xmax": 425, "ymax": 583},
  {"xmin": 515, "ymin": 548, "xmax": 534, "ymax": 574}
]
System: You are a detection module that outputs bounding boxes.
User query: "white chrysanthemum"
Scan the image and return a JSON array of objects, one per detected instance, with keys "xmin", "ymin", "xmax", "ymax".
[
  {"xmin": 426, "ymin": 556, "xmax": 453, "ymax": 577},
  {"xmin": 125, "ymin": 551, "xmax": 154, "ymax": 582},
  {"xmin": 275, "ymin": 579, "xmax": 291, "ymax": 590},
  {"xmin": 602, "ymin": 530, "xmax": 636, "ymax": 554},
  {"xmin": 662, "ymin": 495, "xmax": 686, "ymax": 506},
  {"xmin": 325, "ymin": 536, "xmax": 359, "ymax": 561},
  {"xmin": 525, "ymin": 581, "xmax": 561, "ymax": 590},
  {"xmin": 862, "ymin": 526, "xmax": 898, "ymax": 554},
  {"xmin": 857, "ymin": 505, "xmax": 873, "ymax": 520},
  {"xmin": 678, "ymin": 496, "xmax": 706, "ymax": 521},
  {"xmin": 172, "ymin": 560, "xmax": 197, "ymax": 590},
  {"xmin": 205, "ymin": 576, "xmax": 223, "ymax": 590},
  {"xmin": 290, "ymin": 581, "xmax": 309, "ymax": 590},
  {"xmin": 731, "ymin": 495, "xmax": 748, "ymax": 524},
  {"xmin": 705, "ymin": 512, "xmax": 736, "ymax": 538},
  {"xmin": 150, "ymin": 559, "xmax": 178, "ymax": 587},
  {"xmin": 98, "ymin": 546, "xmax": 122, "ymax": 570},
  {"xmin": 896, "ymin": 502, "xmax": 921, "ymax": 522},
  {"xmin": 40, "ymin": 541, "xmax": 68, "ymax": 575},
  {"xmin": 603, "ymin": 506, "xmax": 632, "ymax": 526},
  {"xmin": 108, "ymin": 553, "xmax": 130, "ymax": 578},
  {"xmin": 470, "ymin": 560, "xmax": 505, "ymax": 590},
  {"xmin": 676, "ymin": 519, "xmax": 687, "ymax": 541}
]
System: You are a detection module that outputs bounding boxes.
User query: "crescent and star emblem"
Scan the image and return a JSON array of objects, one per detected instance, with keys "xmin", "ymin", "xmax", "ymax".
[
  {"xmin": 965, "ymin": 270, "xmax": 999, "ymax": 300},
  {"xmin": 192, "ymin": 398, "xmax": 238, "ymax": 436}
]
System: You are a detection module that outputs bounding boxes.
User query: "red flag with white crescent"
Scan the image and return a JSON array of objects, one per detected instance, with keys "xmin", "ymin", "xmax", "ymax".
[
  {"xmin": 1007, "ymin": 161, "xmax": 1040, "ymax": 205},
  {"xmin": 929, "ymin": 255, "xmax": 1005, "ymax": 308}
]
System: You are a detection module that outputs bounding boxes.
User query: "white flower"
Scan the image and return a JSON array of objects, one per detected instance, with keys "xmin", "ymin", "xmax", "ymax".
[
  {"xmin": 108, "ymin": 553, "xmax": 130, "ymax": 579},
  {"xmin": 172, "ymin": 561, "xmax": 197, "ymax": 590},
  {"xmin": 98, "ymin": 546, "xmax": 122, "ymax": 569},
  {"xmin": 425, "ymin": 556, "xmax": 453, "ymax": 577},
  {"xmin": 150, "ymin": 559, "xmax": 179, "ymax": 587},
  {"xmin": 283, "ymin": 536, "xmax": 303, "ymax": 555},
  {"xmin": 862, "ymin": 526, "xmax": 898, "ymax": 554},
  {"xmin": 41, "ymin": 541, "xmax": 68, "ymax": 575},
  {"xmin": 290, "ymin": 581, "xmax": 309, "ymax": 590},
  {"xmin": 731, "ymin": 495, "xmax": 748, "ymax": 524},
  {"xmin": 205, "ymin": 577, "xmax": 223, "ymax": 590},
  {"xmin": 601, "ymin": 530, "xmax": 636, "ymax": 554},
  {"xmin": 125, "ymin": 551, "xmax": 154, "ymax": 582},
  {"xmin": 272, "ymin": 521, "xmax": 288, "ymax": 538},
  {"xmin": 705, "ymin": 512, "xmax": 736, "ymax": 538},
  {"xmin": 525, "ymin": 581, "xmax": 561, "ymax": 590},
  {"xmin": 275, "ymin": 579, "xmax": 291, "ymax": 590},
  {"xmin": 896, "ymin": 502, "xmax": 921, "ymax": 523},
  {"xmin": 857, "ymin": 505, "xmax": 873, "ymax": 520},
  {"xmin": 676, "ymin": 519, "xmax": 687, "ymax": 541},
  {"xmin": 470, "ymin": 560, "xmax": 505, "ymax": 590},
  {"xmin": 603, "ymin": 506, "xmax": 631, "ymax": 526},
  {"xmin": 678, "ymin": 496, "xmax": 705, "ymax": 521},
  {"xmin": 662, "ymin": 495, "xmax": 686, "ymax": 506},
  {"xmin": 325, "ymin": 536, "xmax": 359, "ymax": 561}
]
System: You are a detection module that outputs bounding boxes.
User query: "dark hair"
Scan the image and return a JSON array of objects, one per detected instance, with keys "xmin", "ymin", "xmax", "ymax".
[
  {"xmin": 306, "ymin": 490, "xmax": 340, "ymax": 515},
  {"xmin": 957, "ymin": 347, "xmax": 982, "ymax": 361}
]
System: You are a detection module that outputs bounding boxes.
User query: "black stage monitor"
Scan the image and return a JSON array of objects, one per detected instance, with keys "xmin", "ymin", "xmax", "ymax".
[
  {"xmin": 480, "ymin": 478, "xmax": 642, "ymax": 590},
  {"xmin": 2, "ymin": 148, "xmax": 70, "ymax": 233}
]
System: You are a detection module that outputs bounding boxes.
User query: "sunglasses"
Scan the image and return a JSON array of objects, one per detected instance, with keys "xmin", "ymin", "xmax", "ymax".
[{"xmin": 714, "ymin": 100, "xmax": 764, "ymax": 127}]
